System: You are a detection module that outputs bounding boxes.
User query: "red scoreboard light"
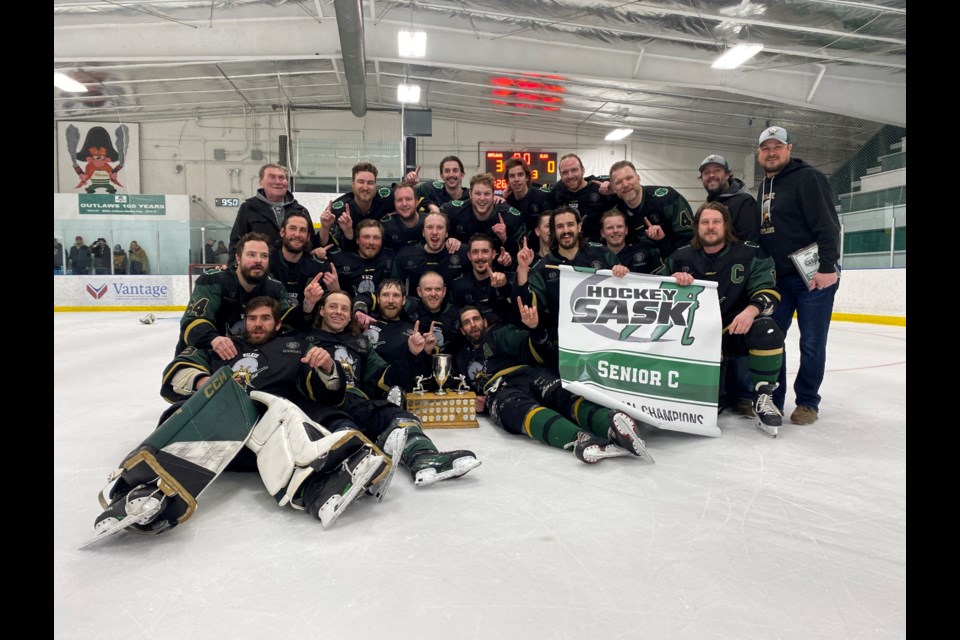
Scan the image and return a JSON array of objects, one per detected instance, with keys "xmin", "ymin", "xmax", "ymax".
[{"xmin": 485, "ymin": 151, "xmax": 558, "ymax": 191}]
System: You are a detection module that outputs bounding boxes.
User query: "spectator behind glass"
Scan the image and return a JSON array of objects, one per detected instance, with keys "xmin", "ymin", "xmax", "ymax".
[
  {"xmin": 113, "ymin": 244, "xmax": 129, "ymax": 274},
  {"xmin": 129, "ymin": 240, "xmax": 150, "ymax": 274}
]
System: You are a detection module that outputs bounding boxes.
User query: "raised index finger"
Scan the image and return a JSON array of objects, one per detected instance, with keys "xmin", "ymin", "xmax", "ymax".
[
  {"xmin": 310, "ymin": 270, "xmax": 324, "ymax": 284},
  {"xmin": 644, "ymin": 216, "xmax": 653, "ymax": 228},
  {"xmin": 412, "ymin": 320, "xmax": 420, "ymax": 333}
]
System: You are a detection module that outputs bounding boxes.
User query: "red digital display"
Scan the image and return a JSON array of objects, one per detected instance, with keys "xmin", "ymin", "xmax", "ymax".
[{"xmin": 485, "ymin": 151, "xmax": 558, "ymax": 193}]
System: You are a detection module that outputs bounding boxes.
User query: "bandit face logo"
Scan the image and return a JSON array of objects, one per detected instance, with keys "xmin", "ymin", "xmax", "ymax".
[
  {"xmin": 86, "ymin": 283, "xmax": 108, "ymax": 299},
  {"xmin": 569, "ymin": 274, "xmax": 704, "ymax": 345}
]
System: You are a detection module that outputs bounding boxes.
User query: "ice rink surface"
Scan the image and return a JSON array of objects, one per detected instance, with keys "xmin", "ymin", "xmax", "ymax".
[{"xmin": 54, "ymin": 313, "xmax": 906, "ymax": 640}]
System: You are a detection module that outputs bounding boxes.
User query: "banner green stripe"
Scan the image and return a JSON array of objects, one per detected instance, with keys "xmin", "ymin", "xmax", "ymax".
[{"xmin": 559, "ymin": 350, "xmax": 719, "ymax": 404}]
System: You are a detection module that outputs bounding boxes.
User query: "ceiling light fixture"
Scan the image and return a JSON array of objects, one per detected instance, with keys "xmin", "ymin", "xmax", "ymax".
[
  {"xmin": 397, "ymin": 83, "xmax": 421, "ymax": 103},
  {"xmin": 711, "ymin": 43, "xmax": 764, "ymax": 70},
  {"xmin": 398, "ymin": 30, "xmax": 427, "ymax": 58},
  {"xmin": 54, "ymin": 72, "xmax": 88, "ymax": 93},
  {"xmin": 605, "ymin": 128, "xmax": 634, "ymax": 141}
]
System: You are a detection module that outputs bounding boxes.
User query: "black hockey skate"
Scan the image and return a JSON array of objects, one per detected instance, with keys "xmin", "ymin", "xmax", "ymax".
[
  {"xmin": 607, "ymin": 411, "xmax": 655, "ymax": 463},
  {"xmin": 302, "ymin": 448, "xmax": 387, "ymax": 529},
  {"xmin": 408, "ymin": 450, "xmax": 481, "ymax": 486},
  {"xmin": 754, "ymin": 382, "xmax": 782, "ymax": 438},
  {"xmin": 82, "ymin": 482, "xmax": 169, "ymax": 549},
  {"xmin": 567, "ymin": 431, "xmax": 633, "ymax": 464}
]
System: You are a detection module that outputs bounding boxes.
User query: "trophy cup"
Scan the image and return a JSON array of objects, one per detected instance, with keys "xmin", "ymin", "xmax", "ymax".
[
  {"xmin": 432, "ymin": 354, "xmax": 453, "ymax": 395},
  {"xmin": 405, "ymin": 355, "xmax": 478, "ymax": 429}
]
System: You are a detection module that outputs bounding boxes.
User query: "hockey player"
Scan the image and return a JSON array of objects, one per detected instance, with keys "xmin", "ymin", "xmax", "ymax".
[
  {"xmin": 449, "ymin": 234, "xmax": 514, "ymax": 325},
  {"xmin": 380, "ymin": 183, "xmax": 425, "ymax": 251},
  {"xmin": 391, "ymin": 211, "xmax": 469, "ymax": 294},
  {"xmin": 177, "ymin": 232, "xmax": 302, "ymax": 355},
  {"xmin": 609, "ymin": 160, "xmax": 693, "ymax": 259},
  {"xmin": 306, "ymin": 290, "xmax": 481, "ymax": 485},
  {"xmin": 443, "ymin": 172, "xmax": 527, "ymax": 256},
  {"xmin": 405, "ymin": 156, "xmax": 469, "ymax": 214},
  {"xmin": 361, "ymin": 279, "xmax": 427, "ymax": 392},
  {"xmin": 503, "ymin": 157, "xmax": 550, "ymax": 233},
  {"xmin": 403, "ymin": 271, "xmax": 464, "ymax": 357},
  {"xmin": 323, "ymin": 218, "xmax": 396, "ymax": 323},
  {"xmin": 89, "ymin": 299, "xmax": 392, "ymax": 545},
  {"xmin": 322, "ymin": 162, "xmax": 396, "ymax": 247},
  {"xmin": 269, "ymin": 211, "xmax": 330, "ymax": 311},
  {"xmin": 664, "ymin": 202, "xmax": 785, "ymax": 437},
  {"xmin": 456, "ymin": 302, "xmax": 654, "ymax": 464},
  {"xmin": 544, "ymin": 153, "xmax": 619, "ymax": 242},
  {"xmin": 517, "ymin": 206, "xmax": 628, "ymax": 355},
  {"xmin": 598, "ymin": 209, "xmax": 662, "ymax": 274}
]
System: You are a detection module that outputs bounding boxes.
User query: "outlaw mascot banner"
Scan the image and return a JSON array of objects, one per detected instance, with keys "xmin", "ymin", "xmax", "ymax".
[{"xmin": 558, "ymin": 265, "xmax": 721, "ymax": 437}]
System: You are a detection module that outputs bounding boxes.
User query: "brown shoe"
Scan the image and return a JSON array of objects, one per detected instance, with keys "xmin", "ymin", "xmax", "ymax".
[
  {"xmin": 733, "ymin": 399, "xmax": 755, "ymax": 417},
  {"xmin": 790, "ymin": 405, "xmax": 818, "ymax": 425}
]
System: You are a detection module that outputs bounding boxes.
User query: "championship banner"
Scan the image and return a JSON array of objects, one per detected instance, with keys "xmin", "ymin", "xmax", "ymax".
[{"xmin": 557, "ymin": 265, "xmax": 722, "ymax": 437}]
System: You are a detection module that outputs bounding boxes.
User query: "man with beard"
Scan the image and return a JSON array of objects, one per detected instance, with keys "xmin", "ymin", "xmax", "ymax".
[
  {"xmin": 456, "ymin": 303, "xmax": 654, "ymax": 464},
  {"xmin": 177, "ymin": 232, "xmax": 299, "ymax": 355},
  {"xmin": 503, "ymin": 157, "xmax": 549, "ymax": 233},
  {"xmin": 518, "ymin": 206, "xmax": 628, "ymax": 353},
  {"xmin": 609, "ymin": 160, "xmax": 693, "ymax": 259},
  {"xmin": 404, "ymin": 271, "xmax": 463, "ymax": 356},
  {"xmin": 321, "ymin": 162, "xmax": 396, "ymax": 248},
  {"xmin": 665, "ymin": 202, "xmax": 785, "ymax": 437},
  {"xmin": 443, "ymin": 173, "xmax": 526, "ymax": 257},
  {"xmin": 598, "ymin": 209, "xmax": 662, "ymax": 274},
  {"xmin": 544, "ymin": 153, "xmax": 618, "ymax": 242},
  {"xmin": 160, "ymin": 297, "xmax": 394, "ymax": 525},
  {"xmin": 391, "ymin": 211, "xmax": 469, "ymax": 294},
  {"xmin": 698, "ymin": 154, "xmax": 760, "ymax": 416},
  {"xmin": 756, "ymin": 126, "xmax": 841, "ymax": 425},
  {"xmin": 380, "ymin": 183, "xmax": 425, "ymax": 251},
  {"xmin": 306, "ymin": 290, "xmax": 481, "ymax": 485},
  {"xmin": 450, "ymin": 234, "xmax": 513, "ymax": 325},
  {"xmin": 405, "ymin": 156, "xmax": 468, "ymax": 214},
  {"xmin": 269, "ymin": 211, "xmax": 330, "ymax": 311},
  {"xmin": 229, "ymin": 164, "xmax": 318, "ymax": 259},
  {"xmin": 362, "ymin": 279, "xmax": 431, "ymax": 393},
  {"xmin": 698, "ymin": 154, "xmax": 759, "ymax": 243},
  {"xmin": 321, "ymin": 218, "xmax": 395, "ymax": 325}
]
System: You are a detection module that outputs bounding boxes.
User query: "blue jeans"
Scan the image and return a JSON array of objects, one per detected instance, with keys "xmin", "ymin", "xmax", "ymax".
[{"xmin": 771, "ymin": 273, "xmax": 837, "ymax": 411}]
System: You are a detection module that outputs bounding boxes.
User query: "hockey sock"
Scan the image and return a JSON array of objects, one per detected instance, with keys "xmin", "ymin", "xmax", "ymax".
[
  {"xmin": 400, "ymin": 425, "xmax": 437, "ymax": 468},
  {"xmin": 571, "ymin": 397, "xmax": 615, "ymax": 439},
  {"xmin": 523, "ymin": 407, "xmax": 583, "ymax": 450},
  {"xmin": 748, "ymin": 348, "xmax": 783, "ymax": 388}
]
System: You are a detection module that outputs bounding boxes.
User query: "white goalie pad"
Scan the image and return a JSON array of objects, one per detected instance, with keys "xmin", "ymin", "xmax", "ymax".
[{"xmin": 247, "ymin": 391, "xmax": 366, "ymax": 508}]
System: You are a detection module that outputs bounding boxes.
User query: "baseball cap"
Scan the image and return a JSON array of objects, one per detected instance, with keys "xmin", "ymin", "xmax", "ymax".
[
  {"xmin": 759, "ymin": 126, "xmax": 789, "ymax": 145},
  {"xmin": 698, "ymin": 154, "xmax": 730, "ymax": 173}
]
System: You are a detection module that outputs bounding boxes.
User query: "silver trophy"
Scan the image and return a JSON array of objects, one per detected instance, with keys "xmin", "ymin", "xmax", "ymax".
[
  {"xmin": 452, "ymin": 374, "xmax": 470, "ymax": 394},
  {"xmin": 412, "ymin": 375, "xmax": 428, "ymax": 394},
  {"xmin": 432, "ymin": 354, "xmax": 453, "ymax": 395}
]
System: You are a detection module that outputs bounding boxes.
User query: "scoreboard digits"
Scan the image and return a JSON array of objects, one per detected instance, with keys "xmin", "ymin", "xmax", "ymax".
[{"xmin": 485, "ymin": 151, "xmax": 558, "ymax": 192}]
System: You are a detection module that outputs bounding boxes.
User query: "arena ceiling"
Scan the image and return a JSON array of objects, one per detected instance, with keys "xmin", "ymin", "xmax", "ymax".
[{"xmin": 54, "ymin": 0, "xmax": 906, "ymax": 154}]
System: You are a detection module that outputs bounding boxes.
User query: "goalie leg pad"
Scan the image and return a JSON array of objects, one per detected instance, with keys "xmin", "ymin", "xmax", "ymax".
[{"xmin": 247, "ymin": 391, "xmax": 383, "ymax": 508}]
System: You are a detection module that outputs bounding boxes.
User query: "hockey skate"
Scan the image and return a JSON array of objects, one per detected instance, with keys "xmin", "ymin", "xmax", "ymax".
[
  {"xmin": 368, "ymin": 425, "xmax": 409, "ymax": 502},
  {"xmin": 81, "ymin": 482, "xmax": 168, "ymax": 549},
  {"xmin": 408, "ymin": 450, "xmax": 481, "ymax": 486},
  {"xmin": 607, "ymin": 411, "xmax": 655, "ymax": 463},
  {"xmin": 754, "ymin": 382, "xmax": 782, "ymax": 438},
  {"xmin": 302, "ymin": 448, "xmax": 387, "ymax": 529},
  {"xmin": 567, "ymin": 431, "xmax": 634, "ymax": 464}
]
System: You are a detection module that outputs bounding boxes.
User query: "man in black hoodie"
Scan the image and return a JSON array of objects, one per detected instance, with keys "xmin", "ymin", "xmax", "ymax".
[
  {"xmin": 756, "ymin": 126, "xmax": 841, "ymax": 426},
  {"xmin": 228, "ymin": 164, "xmax": 318, "ymax": 259},
  {"xmin": 699, "ymin": 154, "xmax": 759, "ymax": 243}
]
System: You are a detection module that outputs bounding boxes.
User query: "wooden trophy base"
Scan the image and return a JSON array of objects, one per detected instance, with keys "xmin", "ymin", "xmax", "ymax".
[{"xmin": 405, "ymin": 391, "xmax": 479, "ymax": 429}]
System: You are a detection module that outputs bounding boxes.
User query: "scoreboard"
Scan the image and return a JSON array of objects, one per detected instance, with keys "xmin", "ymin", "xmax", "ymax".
[{"xmin": 484, "ymin": 151, "xmax": 558, "ymax": 192}]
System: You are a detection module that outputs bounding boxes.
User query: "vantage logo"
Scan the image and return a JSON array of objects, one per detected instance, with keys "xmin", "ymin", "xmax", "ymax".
[
  {"xmin": 86, "ymin": 283, "xmax": 108, "ymax": 299},
  {"xmin": 569, "ymin": 274, "xmax": 704, "ymax": 344}
]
